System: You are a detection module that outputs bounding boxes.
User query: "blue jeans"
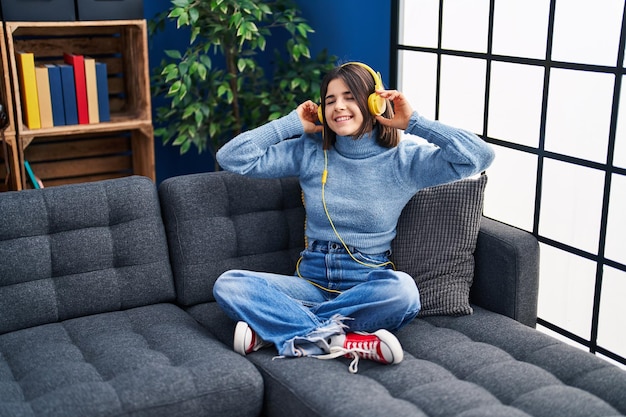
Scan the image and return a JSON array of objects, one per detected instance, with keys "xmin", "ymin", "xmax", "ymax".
[{"xmin": 213, "ymin": 241, "xmax": 421, "ymax": 357}]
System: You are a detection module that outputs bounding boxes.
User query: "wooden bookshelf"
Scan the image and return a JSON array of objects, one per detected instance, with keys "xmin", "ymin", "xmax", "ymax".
[
  {"xmin": 0, "ymin": 133, "xmax": 21, "ymax": 191},
  {"xmin": 1, "ymin": 22, "xmax": 21, "ymax": 191},
  {"xmin": 2, "ymin": 20, "xmax": 154, "ymax": 189}
]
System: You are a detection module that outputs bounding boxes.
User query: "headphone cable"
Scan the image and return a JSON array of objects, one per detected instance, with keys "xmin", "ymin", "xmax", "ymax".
[{"xmin": 321, "ymin": 150, "xmax": 395, "ymax": 270}]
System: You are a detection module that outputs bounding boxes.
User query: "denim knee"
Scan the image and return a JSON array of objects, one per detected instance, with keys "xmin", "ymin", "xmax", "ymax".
[
  {"xmin": 213, "ymin": 270, "xmax": 246, "ymax": 303},
  {"xmin": 387, "ymin": 271, "xmax": 421, "ymax": 322},
  {"xmin": 366, "ymin": 269, "xmax": 419, "ymax": 310}
]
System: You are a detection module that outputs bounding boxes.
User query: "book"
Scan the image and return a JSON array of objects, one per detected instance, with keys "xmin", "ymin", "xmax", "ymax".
[
  {"xmin": 84, "ymin": 57, "xmax": 99, "ymax": 124},
  {"xmin": 95, "ymin": 62, "xmax": 111, "ymax": 122},
  {"xmin": 45, "ymin": 64, "xmax": 66, "ymax": 126},
  {"xmin": 58, "ymin": 64, "xmax": 78, "ymax": 125},
  {"xmin": 16, "ymin": 51, "xmax": 41, "ymax": 129},
  {"xmin": 34, "ymin": 66, "xmax": 54, "ymax": 129},
  {"xmin": 24, "ymin": 160, "xmax": 43, "ymax": 189},
  {"xmin": 63, "ymin": 53, "xmax": 89, "ymax": 124}
]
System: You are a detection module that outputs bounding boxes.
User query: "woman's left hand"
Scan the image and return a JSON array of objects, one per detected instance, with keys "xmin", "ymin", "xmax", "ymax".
[{"xmin": 374, "ymin": 90, "xmax": 414, "ymax": 130}]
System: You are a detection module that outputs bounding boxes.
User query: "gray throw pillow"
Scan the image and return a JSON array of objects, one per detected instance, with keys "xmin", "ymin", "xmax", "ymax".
[{"xmin": 391, "ymin": 174, "xmax": 487, "ymax": 317}]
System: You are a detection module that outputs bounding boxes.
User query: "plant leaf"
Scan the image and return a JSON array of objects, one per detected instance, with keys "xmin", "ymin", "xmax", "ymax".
[
  {"xmin": 168, "ymin": 80, "xmax": 182, "ymax": 95},
  {"xmin": 173, "ymin": 135, "xmax": 187, "ymax": 146},
  {"xmin": 189, "ymin": 8, "xmax": 199, "ymax": 24},
  {"xmin": 197, "ymin": 63, "xmax": 207, "ymax": 80},
  {"xmin": 164, "ymin": 49, "xmax": 182, "ymax": 60}
]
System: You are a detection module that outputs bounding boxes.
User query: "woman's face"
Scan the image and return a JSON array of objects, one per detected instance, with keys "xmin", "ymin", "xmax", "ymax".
[{"xmin": 324, "ymin": 78, "xmax": 365, "ymax": 137}]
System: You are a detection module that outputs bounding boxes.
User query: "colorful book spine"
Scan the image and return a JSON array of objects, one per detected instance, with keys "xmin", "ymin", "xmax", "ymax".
[
  {"xmin": 84, "ymin": 57, "xmax": 99, "ymax": 124},
  {"xmin": 63, "ymin": 53, "xmax": 88, "ymax": 124},
  {"xmin": 95, "ymin": 62, "xmax": 110, "ymax": 122},
  {"xmin": 59, "ymin": 64, "xmax": 78, "ymax": 125},
  {"xmin": 45, "ymin": 64, "xmax": 66, "ymax": 126},
  {"xmin": 34, "ymin": 66, "xmax": 54, "ymax": 129},
  {"xmin": 16, "ymin": 51, "xmax": 41, "ymax": 129}
]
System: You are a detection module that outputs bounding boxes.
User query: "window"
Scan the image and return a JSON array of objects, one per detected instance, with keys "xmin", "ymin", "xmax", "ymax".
[{"xmin": 392, "ymin": 0, "xmax": 626, "ymax": 367}]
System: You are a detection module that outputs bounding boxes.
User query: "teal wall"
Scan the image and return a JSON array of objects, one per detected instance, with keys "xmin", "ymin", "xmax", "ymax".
[{"xmin": 144, "ymin": 1, "xmax": 392, "ymax": 182}]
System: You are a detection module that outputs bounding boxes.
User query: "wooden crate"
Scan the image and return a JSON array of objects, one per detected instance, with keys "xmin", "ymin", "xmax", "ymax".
[
  {"xmin": 20, "ymin": 125, "xmax": 154, "ymax": 188},
  {"xmin": 5, "ymin": 20, "xmax": 152, "ymax": 132},
  {"xmin": 3, "ymin": 20, "xmax": 154, "ymax": 189},
  {"xmin": 1, "ymin": 133, "xmax": 21, "ymax": 191},
  {"xmin": 1, "ymin": 23, "xmax": 21, "ymax": 190},
  {"xmin": 1, "ymin": 23, "xmax": 16, "ymax": 136}
]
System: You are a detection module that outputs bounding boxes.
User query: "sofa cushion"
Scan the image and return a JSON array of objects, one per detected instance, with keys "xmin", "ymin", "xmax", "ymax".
[
  {"xmin": 392, "ymin": 174, "xmax": 487, "ymax": 317},
  {"xmin": 0, "ymin": 303, "xmax": 264, "ymax": 417},
  {"xmin": 0, "ymin": 176, "xmax": 175, "ymax": 335},
  {"xmin": 396, "ymin": 312, "xmax": 623, "ymax": 417},
  {"xmin": 422, "ymin": 309, "xmax": 626, "ymax": 416},
  {"xmin": 189, "ymin": 302, "xmax": 625, "ymax": 417},
  {"xmin": 159, "ymin": 171, "xmax": 305, "ymax": 306}
]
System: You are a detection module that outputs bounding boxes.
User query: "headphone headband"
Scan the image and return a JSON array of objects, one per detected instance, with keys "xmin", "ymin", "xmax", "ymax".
[{"xmin": 341, "ymin": 62, "xmax": 385, "ymax": 92}]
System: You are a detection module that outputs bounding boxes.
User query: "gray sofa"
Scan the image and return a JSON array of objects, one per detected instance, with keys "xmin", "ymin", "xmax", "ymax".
[{"xmin": 1, "ymin": 172, "xmax": 625, "ymax": 417}]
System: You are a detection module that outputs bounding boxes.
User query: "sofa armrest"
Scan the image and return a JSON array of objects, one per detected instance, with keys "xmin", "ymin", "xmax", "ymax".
[{"xmin": 470, "ymin": 216, "xmax": 540, "ymax": 327}]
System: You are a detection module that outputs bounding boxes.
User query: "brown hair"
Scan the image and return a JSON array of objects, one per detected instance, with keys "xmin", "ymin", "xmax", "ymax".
[{"xmin": 320, "ymin": 63, "xmax": 399, "ymax": 150}]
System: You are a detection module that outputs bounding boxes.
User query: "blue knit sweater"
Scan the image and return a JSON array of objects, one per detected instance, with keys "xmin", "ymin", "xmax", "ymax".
[{"xmin": 216, "ymin": 111, "xmax": 495, "ymax": 254}]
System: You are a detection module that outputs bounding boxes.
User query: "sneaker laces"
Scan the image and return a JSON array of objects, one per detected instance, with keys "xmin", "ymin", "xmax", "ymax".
[{"xmin": 317, "ymin": 340, "xmax": 383, "ymax": 374}]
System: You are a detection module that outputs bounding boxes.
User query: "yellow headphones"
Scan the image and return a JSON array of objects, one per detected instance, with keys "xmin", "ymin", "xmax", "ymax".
[{"xmin": 317, "ymin": 62, "xmax": 387, "ymax": 123}]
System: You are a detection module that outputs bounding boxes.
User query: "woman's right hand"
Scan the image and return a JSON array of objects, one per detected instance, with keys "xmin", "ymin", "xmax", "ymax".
[{"xmin": 297, "ymin": 101, "xmax": 323, "ymax": 134}]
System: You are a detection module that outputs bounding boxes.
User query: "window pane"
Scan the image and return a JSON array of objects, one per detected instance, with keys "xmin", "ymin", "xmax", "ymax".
[
  {"xmin": 545, "ymin": 69, "xmax": 613, "ymax": 164},
  {"xmin": 552, "ymin": 0, "xmax": 623, "ymax": 66},
  {"xmin": 605, "ymin": 173, "xmax": 626, "ymax": 265},
  {"xmin": 539, "ymin": 159, "xmax": 604, "ymax": 254},
  {"xmin": 613, "ymin": 75, "xmax": 626, "ymax": 169},
  {"xmin": 441, "ymin": 0, "xmax": 489, "ymax": 53},
  {"xmin": 399, "ymin": 0, "xmax": 439, "ymax": 48},
  {"xmin": 492, "ymin": 0, "xmax": 550, "ymax": 59},
  {"xmin": 483, "ymin": 145, "xmax": 537, "ymax": 231},
  {"xmin": 395, "ymin": 0, "xmax": 626, "ymax": 366},
  {"xmin": 398, "ymin": 50, "xmax": 437, "ymax": 120},
  {"xmin": 439, "ymin": 55, "xmax": 486, "ymax": 133},
  {"xmin": 598, "ymin": 266, "xmax": 626, "ymax": 358},
  {"xmin": 538, "ymin": 244, "xmax": 596, "ymax": 340},
  {"xmin": 488, "ymin": 62, "xmax": 544, "ymax": 147}
]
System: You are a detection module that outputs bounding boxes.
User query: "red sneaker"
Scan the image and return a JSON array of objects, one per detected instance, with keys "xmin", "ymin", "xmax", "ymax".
[
  {"xmin": 233, "ymin": 321, "xmax": 271, "ymax": 356},
  {"xmin": 320, "ymin": 329, "xmax": 404, "ymax": 373}
]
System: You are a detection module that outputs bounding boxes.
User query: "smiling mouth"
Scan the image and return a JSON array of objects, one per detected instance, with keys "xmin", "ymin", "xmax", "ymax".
[{"xmin": 335, "ymin": 116, "xmax": 352, "ymax": 122}]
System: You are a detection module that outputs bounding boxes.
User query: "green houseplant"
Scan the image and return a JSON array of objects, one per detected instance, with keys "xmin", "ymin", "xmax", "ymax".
[{"xmin": 150, "ymin": 0, "xmax": 337, "ymax": 164}]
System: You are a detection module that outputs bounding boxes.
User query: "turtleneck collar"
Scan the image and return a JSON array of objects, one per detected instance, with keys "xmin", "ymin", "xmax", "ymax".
[{"xmin": 333, "ymin": 127, "xmax": 386, "ymax": 159}]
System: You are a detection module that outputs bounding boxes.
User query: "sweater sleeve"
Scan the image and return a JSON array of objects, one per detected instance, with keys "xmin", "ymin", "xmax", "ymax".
[
  {"xmin": 397, "ymin": 111, "xmax": 495, "ymax": 190},
  {"xmin": 216, "ymin": 110, "xmax": 306, "ymax": 178}
]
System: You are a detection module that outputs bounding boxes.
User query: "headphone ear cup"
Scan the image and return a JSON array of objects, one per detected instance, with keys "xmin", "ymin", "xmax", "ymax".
[
  {"xmin": 368, "ymin": 93, "xmax": 386, "ymax": 116},
  {"xmin": 318, "ymin": 104, "xmax": 324, "ymax": 123}
]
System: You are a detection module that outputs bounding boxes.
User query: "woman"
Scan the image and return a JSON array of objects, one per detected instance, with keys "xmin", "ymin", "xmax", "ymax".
[{"xmin": 213, "ymin": 62, "xmax": 494, "ymax": 373}]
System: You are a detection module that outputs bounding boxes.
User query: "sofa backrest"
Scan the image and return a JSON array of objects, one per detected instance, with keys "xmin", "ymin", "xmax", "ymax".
[
  {"xmin": 0, "ymin": 176, "xmax": 175, "ymax": 335},
  {"xmin": 159, "ymin": 171, "xmax": 305, "ymax": 306}
]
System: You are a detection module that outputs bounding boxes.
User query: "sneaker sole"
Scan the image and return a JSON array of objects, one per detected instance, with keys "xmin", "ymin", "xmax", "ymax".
[{"xmin": 233, "ymin": 321, "xmax": 251, "ymax": 356}]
